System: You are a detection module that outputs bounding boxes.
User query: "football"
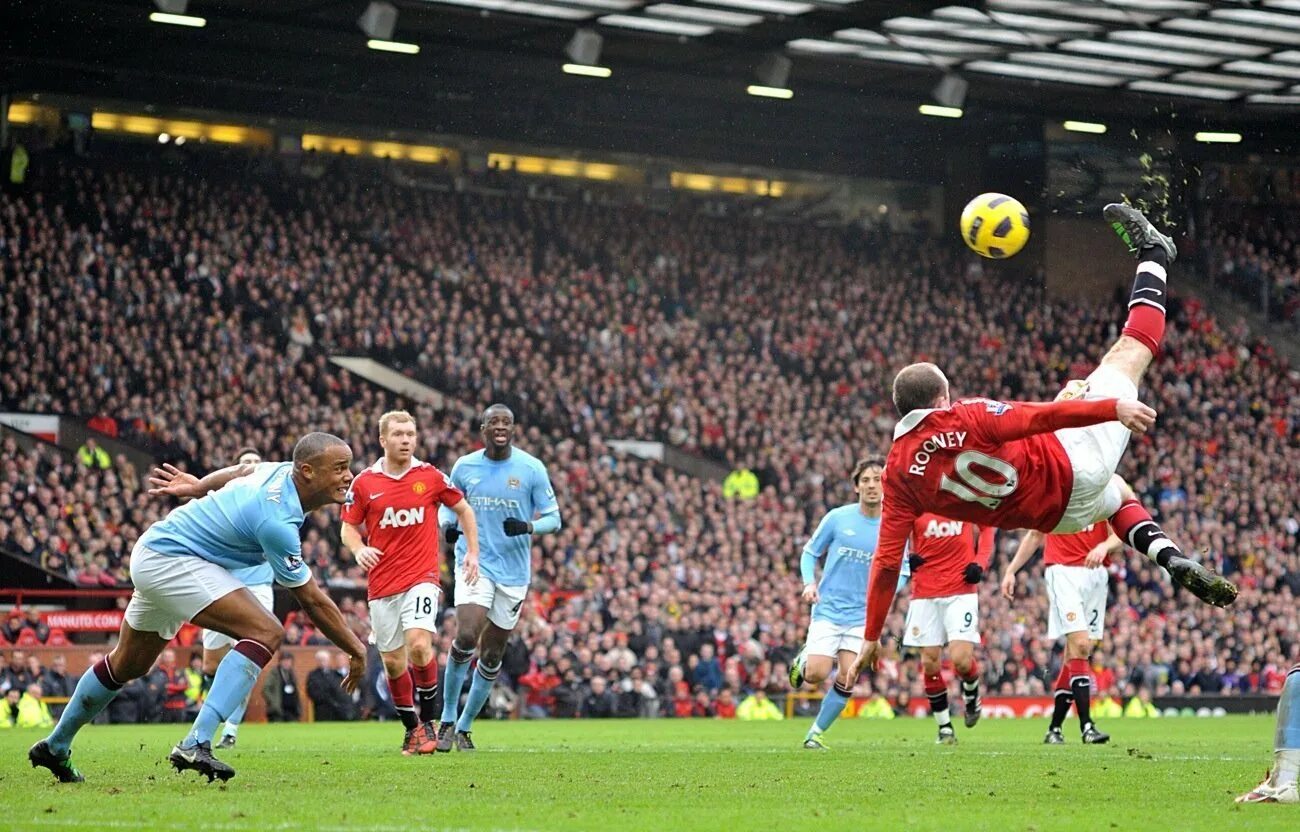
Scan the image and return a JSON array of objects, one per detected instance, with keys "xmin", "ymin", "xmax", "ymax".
[{"xmin": 960, "ymin": 192, "xmax": 1031, "ymax": 259}]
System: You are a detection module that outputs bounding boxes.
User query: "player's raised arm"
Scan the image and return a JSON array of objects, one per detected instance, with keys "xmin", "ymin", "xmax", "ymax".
[
  {"xmin": 288, "ymin": 580, "xmax": 367, "ymax": 692},
  {"xmin": 1000, "ymin": 529, "xmax": 1045, "ymax": 600},
  {"xmin": 147, "ymin": 462, "xmax": 256, "ymax": 499},
  {"xmin": 965, "ymin": 398, "xmax": 1155, "ymax": 445}
]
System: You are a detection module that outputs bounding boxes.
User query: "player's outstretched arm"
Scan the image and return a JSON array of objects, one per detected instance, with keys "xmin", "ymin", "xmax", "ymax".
[
  {"xmin": 289, "ymin": 580, "xmax": 367, "ymax": 692},
  {"xmin": 1000, "ymin": 530, "xmax": 1044, "ymax": 600},
  {"xmin": 975, "ymin": 398, "xmax": 1155, "ymax": 444},
  {"xmin": 1085, "ymin": 531, "xmax": 1125, "ymax": 568},
  {"xmin": 147, "ymin": 462, "xmax": 255, "ymax": 499}
]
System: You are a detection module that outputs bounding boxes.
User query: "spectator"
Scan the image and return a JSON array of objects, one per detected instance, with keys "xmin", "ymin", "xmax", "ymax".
[
  {"xmin": 0, "ymin": 688, "xmax": 19, "ymax": 726},
  {"xmin": 155, "ymin": 649, "xmax": 189, "ymax": 723},
  {"xmin": 263, "ymin": 653, "xmax": 302, "ymax": 722},
  {"xmin": 307, "ymin": 650, "xmax": 356, "ymax": 721},
  {"xmin": 39, "ymin": 654, "xmax": 73, "ymax": 717},
  {"xmin": 581, "ymin": 676, "xmax": 618, "ymax": 718},
  {"xmin": 22, "ymin": 609, "xmax": 49, "ymax": 644},
  {"xmin": 1, "ymin": 613, "xmax": 23, "ymax": 645},
  {"xmin": 714, "ymin": 688, "xmax": 738, "ymax": 719},
  {"xmin": 17, "ymin": 682, "xmax": 53, "ymax": 728},
  {"xmin": 76, "ymin": 437, "xmax": 110, "ymax": 470},
  {"xmin": 1124, "ymin": 688, "xmax": 1161, "ymax": 718},
  {"xmin": 722, "ymin": 466, "xmax": 759, "ymax": 500},
  {"xmin": 692, "ymin": 644, "xmax": 723, "ymax": 693},
  {"xmin": 736, "ymin": 689, "xmax": 782, "ymax": 721}
]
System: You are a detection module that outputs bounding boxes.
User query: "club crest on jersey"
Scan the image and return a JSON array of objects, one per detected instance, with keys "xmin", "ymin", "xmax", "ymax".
[
  {"xmin": 412, "ymin": 481, "xmax": 427, "ymax": 495},
  {"xmin": 507, "ymin": 477, "xmax": 521, "ymax": 490}
]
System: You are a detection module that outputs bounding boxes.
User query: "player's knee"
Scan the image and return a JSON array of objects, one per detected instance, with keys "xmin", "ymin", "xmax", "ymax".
[
  {"xmin": 381, "ymin": 650, "xmax": 408, "ymax": 679},
  {"xmin": 406, "ymin": 638, "xmax": 434, "ymax": 667},
  {"xmin": 107, "ymin": 648, "xmax": 153, "ymax": 681},
  {"xmin": 480, "ymin": 646, "xmax": 505, "ymax": 668},
  {"xmin": 920, "ymin": 655, "xmax": 942, "ymax": 676},
  {"xmin": 253, "ymin": 622, "xmax": 284, "ymax": 654}
]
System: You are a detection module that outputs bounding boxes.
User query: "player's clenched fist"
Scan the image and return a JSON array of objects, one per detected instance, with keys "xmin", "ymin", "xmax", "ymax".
[
  {"xmin": 850, "ymin": 640, "xmax": 882, "ymax": 678},
  {"xmin": 1116, "ymin": 399, "xmax": 1157, "ymax": 434}
]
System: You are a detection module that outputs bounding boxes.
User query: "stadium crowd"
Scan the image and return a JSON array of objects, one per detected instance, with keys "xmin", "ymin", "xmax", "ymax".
[{"xmin": 1, "ymin": 147, "xmax": 1298, "ymax": 723}]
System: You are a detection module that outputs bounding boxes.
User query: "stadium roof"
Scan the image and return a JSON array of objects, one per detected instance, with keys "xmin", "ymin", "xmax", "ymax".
[{"xmin": 6, "ymin": 1, "xmax": 1300, "ymax": 176}]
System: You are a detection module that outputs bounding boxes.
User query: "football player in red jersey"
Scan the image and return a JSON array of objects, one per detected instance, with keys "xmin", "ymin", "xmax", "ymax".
[
  {"xmin": 1002, "ymin": 523, "xmax": 1122, "ymax": 745},
  {"xmin": 341, "ymin": 410, "xmax": 479, "ymax": 755},
  {"xmin": 902, "ymin": 514, "xmax": 995, "ymax": 744},
  {"xmin": 854, "ymin": 205, "xmax": 1236, "ymax": 679}
]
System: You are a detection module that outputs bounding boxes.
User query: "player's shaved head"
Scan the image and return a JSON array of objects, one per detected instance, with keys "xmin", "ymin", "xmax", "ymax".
[
  {"xmin": 480, "ymin": 403, "xmax": 514, "ymax": 427},
  {"xmin": 892, "ymin": 363, "xmax": 949, "ymax": 416},
  {"xmin": 292, "ymin": 432, "xmax": 349, "ymax": 466}
]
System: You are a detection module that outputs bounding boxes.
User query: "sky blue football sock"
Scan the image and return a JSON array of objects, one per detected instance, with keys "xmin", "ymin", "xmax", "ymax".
[
  {"xmin": 46, "ymin": 660, "xmax": 122, "ymax": 757},
  {"xmin": 183, "ymin": 648, "xmax": 261, "ymax": 748},
  {"xmin": 441, "ymin": 653, "xmax": 472, "ymax": 725},
  {"xmin": 223, "ymin": 694, "xmax": 250, "ymax": 733},
  {"xmin": 1278, "ymin": 667, "xmax": 1300, "ymax": 751},
  {"xmin": 812, "ymin": 684, "xmax": 851, "ymax": 735},
  {"xmin": 456, "ymin": 662, "xmax": 500, "ymax": 733}
]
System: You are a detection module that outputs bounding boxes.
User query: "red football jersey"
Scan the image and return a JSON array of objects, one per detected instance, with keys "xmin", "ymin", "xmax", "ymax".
[
  {"xmin": 1045, "ymin": 521, "xmax": 1112, "ymax": 567},
  {"xmin": 908, "ymin": 512, "xmax": 996, "ymax": 600},
  {"xmin": 341, "ymin": 459, "xmax": 463, "ymax": 601},
  {"xmin": 864, "ymin": 396, "xmax": 1119, "ymax": 639}
]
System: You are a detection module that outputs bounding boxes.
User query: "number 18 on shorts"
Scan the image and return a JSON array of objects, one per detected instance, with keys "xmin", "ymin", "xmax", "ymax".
[{"xmin": 368, "ymin": 581, "xmax": 441, "ymax": 653}]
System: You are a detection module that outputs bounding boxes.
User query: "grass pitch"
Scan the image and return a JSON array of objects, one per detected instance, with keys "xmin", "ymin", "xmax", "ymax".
[{"xmin": 0, "ymin": 715, "xmax": 1291, "ymax": 831}]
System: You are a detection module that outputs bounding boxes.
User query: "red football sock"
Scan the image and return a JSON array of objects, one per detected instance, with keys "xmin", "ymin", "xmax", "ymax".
[
  {"xmin": 412, "ymin": 661, "xmax": 440, "ymax": 724},
  {"xmin": 389, "ymin": 669, "xmax": 418, "ymax": 731},
  {"xmin": 1110, "ymin": 498, "xmax": 1179, "ymax": 568}
]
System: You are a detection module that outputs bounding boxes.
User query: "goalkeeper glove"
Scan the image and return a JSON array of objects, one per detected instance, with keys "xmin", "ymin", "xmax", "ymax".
[
  {"xmin": 907, "ymin": 553, "xmax": 926, "ymax": 573},
  {"xmin": 963, "ymin": 563, "xmax": 984, "ymax": 584},
  {"xmin": 503, "ymin": 518, "xmax": 532, "ymax": 537},
  {"xmin": 443, "ymin": 525, "xmax": 461, "ymax": 545}
]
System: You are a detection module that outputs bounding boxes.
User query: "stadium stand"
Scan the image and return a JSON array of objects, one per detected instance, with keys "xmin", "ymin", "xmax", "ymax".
[{"xmin": 2, "ymin": 145, "xmax": 1298, "ymax": 721}]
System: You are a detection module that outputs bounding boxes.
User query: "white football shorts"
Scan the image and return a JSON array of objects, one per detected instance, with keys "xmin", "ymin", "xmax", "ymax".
[
  {"xmin": 803, "ymin": 618, "xmax": 864, "ymax": 658},
  {"xmin": 124, "ymin": 541, "xmax": 244, "ymax": 640},
  {"xmin": 368, "ymin": 581, "xmax": 442, "ymax": 653},
  {"xmin": 903, "ymin": 593, "xmax": 981, "ymax": 647},
  {"xmin": 1046, "ymin": 564, "xmax": 1108, "ymax": 641},
  {"xmin": 1053, "ymin": 365, "xmax": 1135, "ymax": 533},
  {"xmin": 202, "ymin": 582, "xmax": 275, "ymax": 651}
]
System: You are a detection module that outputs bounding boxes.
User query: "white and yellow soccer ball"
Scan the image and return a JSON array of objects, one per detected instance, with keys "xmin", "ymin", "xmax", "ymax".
[{"xmin": 959, "ymin": 193, "xmax": 1031, "ymax": 259}]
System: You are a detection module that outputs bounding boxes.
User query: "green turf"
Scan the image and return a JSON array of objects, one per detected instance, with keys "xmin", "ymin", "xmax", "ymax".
[{"xmin": 1, "ymin": 716, "xmax": 1292, "ymax": 831}]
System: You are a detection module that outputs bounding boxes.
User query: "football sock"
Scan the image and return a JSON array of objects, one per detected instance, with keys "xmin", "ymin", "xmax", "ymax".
[
  {"xmin": 925, "ymin": 672, "xmax": 951, "ymax": 727},
  {"xmin": 1050, "ymin": 665, "xmax": 1073, "ymax": 731},
  {"xmin": 183, "ymin": 640, "xmax": 272, "ymax": 748},
  {"xmin": 959, "ymin": 660, "xmax": 981, "ymax": 701},
  {"xmin": 1274, "ymin": 665, "xmax": 1300, "ymax": 785},
  {"xmin": 46, "ymin": 656, "xmax": 123, "ymax": 756},
  {"xmin": 390, "ymin": 669, "xmax": 418, "ymax": 732},
  {"xmin": 812, "ymin": 679, "xmax": 853, "ymax": 735},
  {"xmin": 457, "ymin": 660, "xmax": 501, "ymax": 733},
  {"xmin": 1110, "ymin": 499, "xmax": 1179, "ymax": 569},
  {"xmin": 224, "ymin": 694, "xmax": 249, "ymax": 731},
  {"xmin": 441, "ymin": 644, "xmax": 474, "ymax": 725},
  {"xmin": 413, "ymin": 660, "xmax": 441, "ymax": 724},
  {"xmin": 1068, "ymin": 658, "xmax": 1093, "ymax": 731},
  {"xmin": 1122, "ymin": 246, "xmax": 1168, "ymax": 355}
]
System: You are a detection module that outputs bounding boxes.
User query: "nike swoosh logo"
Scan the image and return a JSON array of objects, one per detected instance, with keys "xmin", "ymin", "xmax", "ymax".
[
  {"xmin": 370, "ymin": 493, "xmax": 384, "ymax": 500},
  {"xmin": 1134, "ymin": 287, "xmax": 1163, "ymax": 294}
]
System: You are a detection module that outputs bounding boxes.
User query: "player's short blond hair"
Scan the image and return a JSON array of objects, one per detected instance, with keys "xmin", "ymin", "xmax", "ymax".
[{"xmin": 378, "ymin": 410, "xmax": 416, "ymax": 436}]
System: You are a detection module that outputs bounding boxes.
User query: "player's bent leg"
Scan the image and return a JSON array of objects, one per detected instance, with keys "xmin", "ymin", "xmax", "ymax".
[
  {"xmin": 920, "ymin": 648, "xmax": 955, "ymax": 744},
  {"xmin": 1239, "ymin": 664, "xmax": 1300, "ymax": 804},
  {"xmin": 456, "ymin": 621, "xmax": 512, "ymax": 746},
  {"xmin": 804, "ymin": 649, "xmax": 857, "ymax": 750},
  {"xmin": 440, "ymin": 603, "xmax": 488, "ymax": 750},
  {"xmin": 801, "ymin": 654, "xmax": 835, "ymax": 687},
  {"xmin": 1105, "ymin": 478, "xmax": 1237, "ymax": 607},
  {"xmin": 950, "ymin": 642, "xmax": 982, "ymax": 729},
  {"xmin": 33, "ymin": 621, "xmax": 170, "ymax": 782},
  {"xmin": 177, "ymin": 590, "xmax": 282, "ymax": 780},
  {"xmin": 1099, "ymin": 203, "xmax": 1178, "ymax": 387},
  {"xmin": 407, "ymin": 628, "xmax": 441, "ymax": 731}
]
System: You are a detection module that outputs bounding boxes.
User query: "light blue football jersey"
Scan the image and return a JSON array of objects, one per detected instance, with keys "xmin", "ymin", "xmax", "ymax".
[
  {"xmin": 802, "ymin": 504, "xmax": 909, "ymax": 626},
  {"xmin": 138, "ymin": 462, "xmax": 310, "ymax": 587},
  {"xmin": 438, "ymin": 448, "xmax": 560, "ymax": 586}
]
